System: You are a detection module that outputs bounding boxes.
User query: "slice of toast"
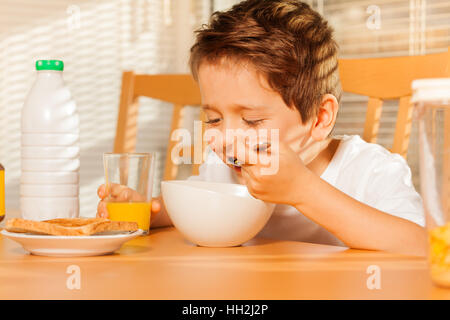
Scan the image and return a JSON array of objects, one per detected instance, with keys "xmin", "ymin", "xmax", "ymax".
[{"xmin": 5, "ymin": 218, "xmax": 139, "ymax": 236}]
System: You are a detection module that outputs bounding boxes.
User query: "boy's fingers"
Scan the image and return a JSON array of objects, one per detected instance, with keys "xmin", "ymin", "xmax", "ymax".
[
  {"xmin": 149, "ymin": 199, "xmax": 162, "ymax": 223},
  {"xmin": 109, "ymin": 184, "xmax": 139, "ymax": 202},
  {"xmin": 129, "ymin": 190, "xmax": 146, "ymax": 202},
  {"xmin": 106, "ymin": 183, "xmax": 145, "ymax": 202},
  {"xmin": 97, "ymin": 200, "xmax": 109, "ymax": 218},
  {"xmin": 254, "ymin": 142, "xmax": 271, "ymax": 152},
  {"xmin": 234, "ymin": 137, "xmax": 272, "ymax": 167},
  {"xmin": 115, "ymin": 188, "xmax": 132, "ymax": 202},
  {"xmin": 109, "ymin": 183, "xmax": 128, "ymax": 197},
  {"xmin": 97, "ymin": 184, "xmax": 106, "ymax": 199},
  {"xmin": 151, "ymin": 199, "xmax": 161, "ymax": 213}
]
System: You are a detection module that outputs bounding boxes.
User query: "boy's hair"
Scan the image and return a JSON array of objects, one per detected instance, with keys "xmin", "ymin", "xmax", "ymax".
[{"xmin": 189, "ymin": 0, "xmax": 342, "ymax": 122}]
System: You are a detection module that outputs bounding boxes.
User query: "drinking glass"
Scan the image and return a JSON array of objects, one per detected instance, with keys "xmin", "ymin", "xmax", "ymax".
[
  {"xmin": 103, "ymin": 153, "xmax": 155, "ymax": 234},
  {"xmin": 414, "ymin": 78, "xmax": 450, "ymax": 287}
]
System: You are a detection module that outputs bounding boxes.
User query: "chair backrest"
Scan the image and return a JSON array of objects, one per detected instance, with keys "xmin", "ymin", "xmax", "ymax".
[
  {"xmin": 338, "ymin": 46, "xmax": 450, "ymax": 158},
  {"xmin": 340, "ymin": 48, "xmax": 449, "ymax": 226},
  {"xmin": 114, "ymin": 48, "xmax": 449, "ymax": 181},
  {"xmin": 113, "ymin": 72, "xmax": 202, "ymax": 181}
]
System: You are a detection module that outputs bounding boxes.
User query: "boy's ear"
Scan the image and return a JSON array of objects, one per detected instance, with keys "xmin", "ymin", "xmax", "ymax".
[{"xmin": 310, "ymin": 94, "xmax": 339, "ymax": 141}]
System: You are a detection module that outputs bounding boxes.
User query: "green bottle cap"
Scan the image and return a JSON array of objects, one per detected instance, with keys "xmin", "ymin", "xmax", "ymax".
[{"xmin": 35, "ymin": 60, "xmax": 64, "ymax": 71}]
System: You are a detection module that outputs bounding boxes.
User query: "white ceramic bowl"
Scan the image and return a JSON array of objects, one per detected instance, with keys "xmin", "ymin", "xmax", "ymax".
[{"xmin": 161, "ymin": 180, "xmax": 275, "ymax": 247}]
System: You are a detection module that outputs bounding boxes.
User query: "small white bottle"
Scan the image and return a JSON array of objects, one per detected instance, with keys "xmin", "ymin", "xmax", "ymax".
[{"xmin": 20, "ymin": 60, "xmax": 80, "ymax": 220}]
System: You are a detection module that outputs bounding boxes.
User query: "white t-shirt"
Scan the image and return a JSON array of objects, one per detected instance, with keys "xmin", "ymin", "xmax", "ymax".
[{"xmin": 187, "ymin": 135, "xmax": 425, "ymax": 247}]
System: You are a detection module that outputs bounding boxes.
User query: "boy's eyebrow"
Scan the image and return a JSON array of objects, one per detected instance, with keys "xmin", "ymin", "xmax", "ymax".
[
  {"xmin": 234, "ymin": 104, "xmax": 272, "ymax": 111},
  {"xmin": 202, "ymin": 104, "xmax": 269, "ymax": 110}
]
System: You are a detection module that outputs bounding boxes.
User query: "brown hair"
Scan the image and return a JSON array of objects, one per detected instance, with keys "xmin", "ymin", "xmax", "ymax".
[{"xmin": 189, "ymin": 0, "xmax": 342, "ymax": 122}]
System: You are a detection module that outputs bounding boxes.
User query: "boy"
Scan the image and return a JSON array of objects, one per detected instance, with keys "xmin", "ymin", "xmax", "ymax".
[{"xmin": 97, "ymin": 0, "xmax": 426, "ymax": 256}]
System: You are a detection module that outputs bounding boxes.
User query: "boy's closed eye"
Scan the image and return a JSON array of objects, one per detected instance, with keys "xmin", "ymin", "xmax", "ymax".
[
  {"xmin": 242, "ymin": 118, "xmax": 265, "ymax": 127},
  {"xmin": 204, "ymin": 118, "xmax": 221, "ymax": 125},
  {"xmin": 204, "ymin": 117, "xmax": 266, "ymax": 127}
]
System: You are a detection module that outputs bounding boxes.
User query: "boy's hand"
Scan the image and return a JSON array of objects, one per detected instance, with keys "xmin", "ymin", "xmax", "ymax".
[
  {"xmin": 96, "ymin": 183, "xmax": 162, "ymax": 220},
  {"xmin": 238, "ymin": 140, "xmax": 312, "ymax": 206}
]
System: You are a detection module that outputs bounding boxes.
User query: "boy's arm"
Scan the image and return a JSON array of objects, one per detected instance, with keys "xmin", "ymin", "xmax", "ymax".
[
  {"xmin": 292, "ymin": 170, "xmax": 427, "ymax": 256},
  {"xmin": 240, "ymin": 142, "xmax": 427, "ymax": 257}
]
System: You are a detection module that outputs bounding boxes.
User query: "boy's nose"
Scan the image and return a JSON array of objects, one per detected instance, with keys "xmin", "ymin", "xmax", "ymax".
[
  {"xmin": 206, "ymin": 136, "xmax": 241, "ymax": 164},
  {"xmin": 224, "ymin": 135, "xmax": 250, "ymax": 164},
  {"xmin": 205, "ymin": 124, "xmax": 254, "ymax": 163}
]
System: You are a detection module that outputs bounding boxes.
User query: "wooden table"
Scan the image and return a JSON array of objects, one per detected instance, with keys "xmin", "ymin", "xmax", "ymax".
[{"xmin": 1, "ymin": 219, "xmax": 450, "ymax": 300}]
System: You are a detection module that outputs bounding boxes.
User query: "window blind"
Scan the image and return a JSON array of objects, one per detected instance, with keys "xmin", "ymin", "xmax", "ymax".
[
  {"xmin": 322, "ymin": 0, "xmax": 450, "ymax": 188},
  {"xmin": 0, "ymin": 0, "xmax": 211, "ymax": 217}
]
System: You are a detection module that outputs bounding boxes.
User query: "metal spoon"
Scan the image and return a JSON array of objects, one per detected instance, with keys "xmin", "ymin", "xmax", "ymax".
[{"xmin": 226, "ymin": 142, "xmax": 271, "ymax": 167}]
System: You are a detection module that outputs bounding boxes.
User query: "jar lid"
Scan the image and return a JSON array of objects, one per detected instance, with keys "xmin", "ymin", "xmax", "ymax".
[{"xmin": 411, "ymin": 78, "xmax": 450, "ymax": 103}]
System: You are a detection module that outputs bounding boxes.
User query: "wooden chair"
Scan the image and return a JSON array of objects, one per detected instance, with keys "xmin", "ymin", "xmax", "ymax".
[
  {"xmin": 338, "ymin": 46, "xmax": 450, "ymax": 158},
  {"xmin": 114, "ymin": 48, "xmax": 449, "ymax": 181},
  {"xmin": 113, "ymin": 72, "xmax": 203, "ymax": 181},
  {"xmin": 339, "ymin": 48, "xmax": 449, "ymax": 224}
]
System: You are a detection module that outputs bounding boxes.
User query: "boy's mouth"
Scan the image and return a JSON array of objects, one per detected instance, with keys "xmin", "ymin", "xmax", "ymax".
[
  {"xmin": 225, "ymin": 156, "xmax": 243, "ymax": 174},
  {"xmin": 231, "ymin": 165, "xmax": 241, "ymax": 174}
]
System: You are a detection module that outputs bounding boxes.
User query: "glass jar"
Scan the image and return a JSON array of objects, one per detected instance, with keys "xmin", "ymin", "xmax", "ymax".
[{"xmin": 413, "ymin": 78, "xmax": 450, "ymax": 287}]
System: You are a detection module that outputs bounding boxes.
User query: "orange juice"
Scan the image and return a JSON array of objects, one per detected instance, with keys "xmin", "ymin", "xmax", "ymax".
[
  {"xmin": 429, "ymin": 223, "xmax": 450, "ymax": 287},
  {"xmin": 107, "ymin": 202, "xmax": 151, "ymax": 232}
]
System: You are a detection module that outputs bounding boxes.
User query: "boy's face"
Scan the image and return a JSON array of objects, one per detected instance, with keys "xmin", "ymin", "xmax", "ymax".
[{"xmin": 198, "ymin": 61, "xmax": 314, "ymax": 176}]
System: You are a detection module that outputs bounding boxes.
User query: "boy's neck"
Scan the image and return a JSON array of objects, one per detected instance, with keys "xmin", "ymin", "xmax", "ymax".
[{"xmin": 306, "ymin": 138, "xmax": 340, "ymax": 177}]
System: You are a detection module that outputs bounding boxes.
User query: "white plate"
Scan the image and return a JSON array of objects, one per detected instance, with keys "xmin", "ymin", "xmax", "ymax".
[{"xmin": 1, "ymin": 229, "xmax": 143, "ymax": 257}]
